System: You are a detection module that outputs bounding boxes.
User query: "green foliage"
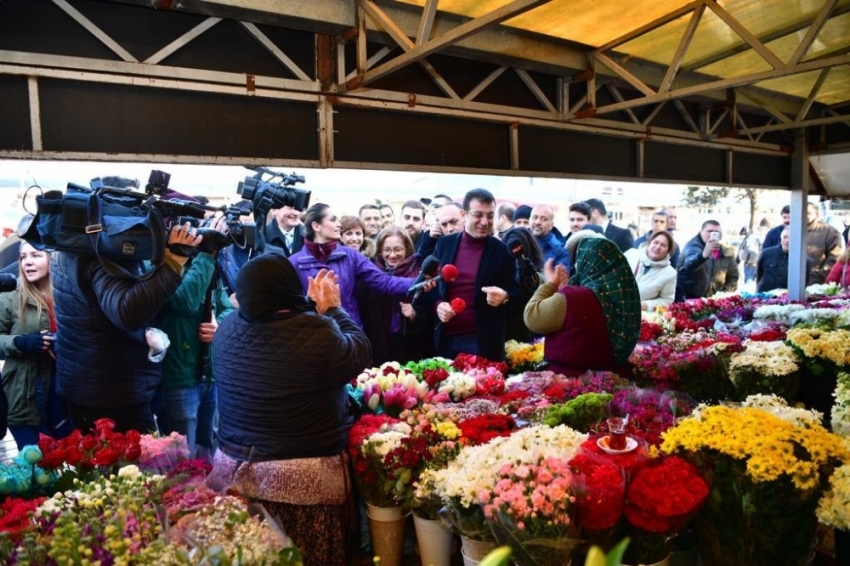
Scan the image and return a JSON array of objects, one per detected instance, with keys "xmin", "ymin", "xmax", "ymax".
[
  {"xmin": 683, "ymin": 186, "xmax": 729, "ymax": 207},
  {"xmin": 543, "ymin": 392, "xmax": 613, "ymax": 432}
]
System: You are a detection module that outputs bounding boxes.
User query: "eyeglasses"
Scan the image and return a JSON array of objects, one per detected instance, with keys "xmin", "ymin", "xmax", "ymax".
[
  {"xmin": 382, "ymin": 247, "xmax": 405, "ymax": 255},
  {"xmin": 441, "ymin": 219, "xmax": 460, "ymax": 227}
]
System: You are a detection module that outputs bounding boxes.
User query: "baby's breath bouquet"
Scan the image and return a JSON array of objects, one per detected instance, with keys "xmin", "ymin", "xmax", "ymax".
[
  {"xmin": 727, "ymin": 339, "xmax": 801, "ymax": 402},
  {"xmin": 661, "ymin": 403, "xmax": 849, "ymax": 565}
]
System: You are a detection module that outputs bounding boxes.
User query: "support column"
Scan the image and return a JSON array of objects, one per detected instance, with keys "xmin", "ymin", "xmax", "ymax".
[{"xmin": 787, "ymin": 129, "xmax": 808, "ymax": 301}]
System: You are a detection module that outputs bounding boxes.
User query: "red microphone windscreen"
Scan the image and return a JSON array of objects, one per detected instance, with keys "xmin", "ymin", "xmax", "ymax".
[{"xmin": 441, "ymin": 264, "xmax": 459, "ymax": 282}]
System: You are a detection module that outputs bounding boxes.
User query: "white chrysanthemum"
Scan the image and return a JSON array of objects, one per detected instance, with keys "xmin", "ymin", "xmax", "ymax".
[
  {"xmin": 806, "ymin": 282, "xmax": 841, "ymax": 296},
  {"xmin": 729, "ymin": 340, "xmax": 800, "ymax": 378},
  {"xmin": 741, "ymin": 394, "xmax": 822, "ymax": 427},
  {"xmin": 430, "ymin": 425, "xmax": 587, "ymax": 508},
  {"xmin": 789, "ymin": 308, "xmax": 841, "ymax": 326},
  {"xmin": 363, "ymin": 430, "xmax": 409, "ymax": 457},
  {"xmin": 817, "ymin": 463, "xmax": 850, "ymax": 529},
  {"xmin": 752, "ymin": 303, "xmax": 805, "ymax": 321},
  {"xmin": 831, "ymin": 372, "xmax": 850, "ymax": 438}
]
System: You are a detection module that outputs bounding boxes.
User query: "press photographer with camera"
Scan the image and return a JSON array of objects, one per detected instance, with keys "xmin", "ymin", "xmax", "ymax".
[
  {"xmin": 155, "ymin": 212, "xmax": 235, "ymax": 458},
  {"xmin": 50, "ymin": 176, "xmax": 203, "ymax": 433}
]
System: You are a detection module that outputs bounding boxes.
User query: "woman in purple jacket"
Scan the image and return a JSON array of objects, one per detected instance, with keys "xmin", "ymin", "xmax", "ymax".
[{"xmin": 288, "ymin": 203, "xmax": 415, "ymax": 329}]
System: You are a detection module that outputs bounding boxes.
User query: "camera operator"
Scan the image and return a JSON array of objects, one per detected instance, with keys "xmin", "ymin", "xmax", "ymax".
[
  {"xmin": 155, "ymin": 214, "xmax": 234, "ymax": 458},
  {"xmin": 51, "ymin": 177, "xmax": 203, "ymax": 433}
]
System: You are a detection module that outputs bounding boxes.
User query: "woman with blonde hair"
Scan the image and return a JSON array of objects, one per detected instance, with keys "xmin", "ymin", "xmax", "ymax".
[
  {"xmin": 339, "ymin": 215, "xmax": 376, "ymax": 259},
  {"xmin": 0, "ymin": 243, "xmax": 70, "ymax": 448}
]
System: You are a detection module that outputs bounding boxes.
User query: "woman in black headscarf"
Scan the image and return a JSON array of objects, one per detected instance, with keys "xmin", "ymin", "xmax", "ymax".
[{"xmin": 209, "ymin": 253, "xmax": 371, "ymax": 566}]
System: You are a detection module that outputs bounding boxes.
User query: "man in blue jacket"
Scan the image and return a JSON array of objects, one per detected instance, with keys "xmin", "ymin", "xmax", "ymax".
[
  {"xmin": 530, "ymin": 204, "xmax": 570, "ymax": 269},
  {"xmin": 425, "ymin": 188, "xmax": 521, "ymax": 361}
]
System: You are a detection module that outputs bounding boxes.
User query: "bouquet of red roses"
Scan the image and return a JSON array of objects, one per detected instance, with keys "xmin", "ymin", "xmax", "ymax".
[
  {"xmin": 457, "ymin": 414, "xmax": 517, "ymax": 445},
  {"xmin": 37, "ymin": 418, "xmax": 142, "ymax": 485}
]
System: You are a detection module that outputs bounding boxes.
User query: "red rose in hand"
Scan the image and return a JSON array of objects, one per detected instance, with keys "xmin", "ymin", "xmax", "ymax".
[{"xmin": 450, "ymin": 298, "xmax": 466, "ymax": 313}]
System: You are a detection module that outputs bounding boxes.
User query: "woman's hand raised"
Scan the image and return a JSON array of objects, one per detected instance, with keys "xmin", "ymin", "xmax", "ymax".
[{"xmin": 308, "ymin": 269, "xmax": 341, "ymax": 315}]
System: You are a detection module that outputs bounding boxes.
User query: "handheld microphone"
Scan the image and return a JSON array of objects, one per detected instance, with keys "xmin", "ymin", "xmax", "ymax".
[
  {"xmin": 408, "ymin": 263, "xmax": 459, "ymax": 302},
  {"xmin": 407, "ymin": 256, "xmax": 440, "ymax": 295}
]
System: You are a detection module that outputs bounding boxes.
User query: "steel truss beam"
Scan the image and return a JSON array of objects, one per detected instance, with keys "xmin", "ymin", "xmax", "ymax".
[{"xmin": 344, "ymin": 0, "xmax": 552, "ymax": 91}]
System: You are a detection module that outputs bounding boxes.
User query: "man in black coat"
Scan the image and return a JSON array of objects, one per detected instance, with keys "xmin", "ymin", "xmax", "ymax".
[
  {"xmin": 424, "ymin": 188, "xmax": 521, "ymax": 361},
  {"xmin": 757, "ymin": 226, "xmax": 811, "ymax": 292},
  {"xmin": 676, "ymin": 220, "xmax": 723, "ymax": 301},
  {"xmin": 266, "ymin": 205, "xmax": 304, "ymax": 257},
  {"xmin": 762, "ymin": 205, "xmax": 790, "ymax": 250},
  {"xmin": 586, "ymin": 198, "xmax": 634, "ymax": 252}
]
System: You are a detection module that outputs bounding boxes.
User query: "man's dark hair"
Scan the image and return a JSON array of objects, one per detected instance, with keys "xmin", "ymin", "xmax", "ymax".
[
  {"xmin": 700, "ymin": 219, "xmax": 721, "ymax": 230},
  {"xmin": 359, "ymin": 204, "xmax": 380, "ymax": 217},
  {"xmin": 652, "ymin": 210, "xmax": 668, "ymax": 219},
  {"xmin": 101, "ymin": 176, "xmax": 139, "ymax": 189},
  {"xmin": 379, "ymin": 203, "xmax": 394, "ymax": 212},
  {"xmin": 584, "ymin": 198, "xmax": 607, "ymax": 217},
  {"xmin": 433, "ymin": 193, "xmax": 452, "ymax": 201},
  {"xmin": 781, "ymin": 205, "xmax": 791, "ymax": 214},
  {"xmin": 401, "ymin": 200, "xmax": 427, "ymax": 213},
  {"xmin": 462, "ymin": 188, "xmax": 495, "ymax": 211},
  {"xmin": 305, "ymin": 203, "xmax": 330, "ymax": 239},
  {"xmin": 497, "ymin": 202, "xmax": 516, "ymax": 221},
  {"xmin": 569, "ymin": 202, "xmax": 592, "ymax": 218}
]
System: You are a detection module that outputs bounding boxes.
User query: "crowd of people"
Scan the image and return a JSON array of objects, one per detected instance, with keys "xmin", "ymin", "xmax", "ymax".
[{"xmin": 0, "ymin": 177, "xmax": 845, "ymax": 564}]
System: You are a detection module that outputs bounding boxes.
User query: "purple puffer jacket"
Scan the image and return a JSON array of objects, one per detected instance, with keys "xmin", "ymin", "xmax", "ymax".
[{"xmin": 288, "ymin": 245, "xmax": 414, "ymax": 328}]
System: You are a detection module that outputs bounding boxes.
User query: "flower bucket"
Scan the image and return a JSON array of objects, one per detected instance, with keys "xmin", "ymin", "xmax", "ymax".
[
  {"xmin": 367, "ymin": 504, "xmax": 408, "ymax": 566},
  {"xmin": 460, "ymin": 535, "xmax": 498, "ymax": 562},
  {"xmin": 413, "ymin": 514, "xmax": 453, "ymax": 566}
]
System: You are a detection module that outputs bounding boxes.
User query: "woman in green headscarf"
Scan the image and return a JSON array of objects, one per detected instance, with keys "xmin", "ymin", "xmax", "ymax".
[{"xmin": 523, "ymin": 230, "xmax": 640, "ymax": 375}]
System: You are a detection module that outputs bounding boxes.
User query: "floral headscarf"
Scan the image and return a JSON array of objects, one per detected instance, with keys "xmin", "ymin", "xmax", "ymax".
[{"xmin": 569, "ymin": 237, "xmax": 641, "ymax": 364}]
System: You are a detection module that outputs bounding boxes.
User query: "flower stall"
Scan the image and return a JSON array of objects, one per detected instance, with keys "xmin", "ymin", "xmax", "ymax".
[{"xmin": 5, "ymin": 288, "xmax": 850, "ymax": 565}]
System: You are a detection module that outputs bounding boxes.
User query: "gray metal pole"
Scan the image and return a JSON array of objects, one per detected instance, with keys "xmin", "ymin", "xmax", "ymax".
[{"xmin": 787, "ymin": 130, "xmax": 809, "ymax": 301}]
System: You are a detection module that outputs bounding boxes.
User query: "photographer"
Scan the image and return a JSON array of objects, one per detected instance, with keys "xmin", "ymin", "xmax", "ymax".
[
  {"xmin": 155, "ymin": 214, "xmax": 234, "ymax": 458},
  {"xmin": 51, "ymin": 199, "xmax": 202, "ymax": 434}
]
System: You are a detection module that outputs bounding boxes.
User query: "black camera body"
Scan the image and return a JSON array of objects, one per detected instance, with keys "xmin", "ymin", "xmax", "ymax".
[{"xmin": 237, "ymin": 167, "xmax": 310, "ymax": 216}]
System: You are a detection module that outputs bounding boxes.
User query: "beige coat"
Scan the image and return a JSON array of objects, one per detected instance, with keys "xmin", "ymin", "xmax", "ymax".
[{"xmin": 624, "ymin": 247, "xmax": 677, "ymax": 310}]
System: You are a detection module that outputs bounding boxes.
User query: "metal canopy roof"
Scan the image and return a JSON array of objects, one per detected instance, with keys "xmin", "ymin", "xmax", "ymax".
[{"xmin": 0, "ymin": 0, "xmax": 847, "ymax": 193}]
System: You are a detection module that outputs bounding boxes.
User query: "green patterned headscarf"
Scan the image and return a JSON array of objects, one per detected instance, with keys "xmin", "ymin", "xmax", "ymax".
[{"xmin": 569, "ymin": 237, "xmax": 641, "ymax": 364}]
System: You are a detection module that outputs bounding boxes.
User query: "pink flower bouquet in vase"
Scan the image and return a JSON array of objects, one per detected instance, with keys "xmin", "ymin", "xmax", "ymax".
[{"xmin": 480, "ymin": 457, "xmax": 581, "ymax": 566}]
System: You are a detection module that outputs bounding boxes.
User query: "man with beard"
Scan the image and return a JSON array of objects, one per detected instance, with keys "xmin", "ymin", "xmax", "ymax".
[
  {"xmin": 400, "ymin": 199, "xmax": 429, "ymax": 253},
  {"xmin": 530, "ymin": 204, "xmax": 569, "ymax": 268}
]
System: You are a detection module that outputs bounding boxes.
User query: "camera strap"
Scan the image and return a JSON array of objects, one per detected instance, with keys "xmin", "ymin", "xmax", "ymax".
[{"xmin": 85, "ymin": 192, "xmax": 167, "ymax": 281}]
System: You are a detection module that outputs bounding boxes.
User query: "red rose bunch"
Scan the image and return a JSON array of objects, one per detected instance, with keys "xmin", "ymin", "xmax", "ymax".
[
  {"xmin": 624, "ymin": 455, "xmax": 709, "ymax": 534},
  {"xmin": 450, "ymin": 298, "xmax": 466, "ymax": 313},
  {"xmin": 37, "ymin": 418, "xmax": 142, "ymax": 471},
  {"xmin": 452, "ymin": 352, "xmax": 509, "ymax": 377},
  {"xmin": 457, "ymin": 413, "xmax": 516, "ymax": 445},
  {"xmin": 748, "ymin": 326, "xmax": 788, "ymax": 342}
]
